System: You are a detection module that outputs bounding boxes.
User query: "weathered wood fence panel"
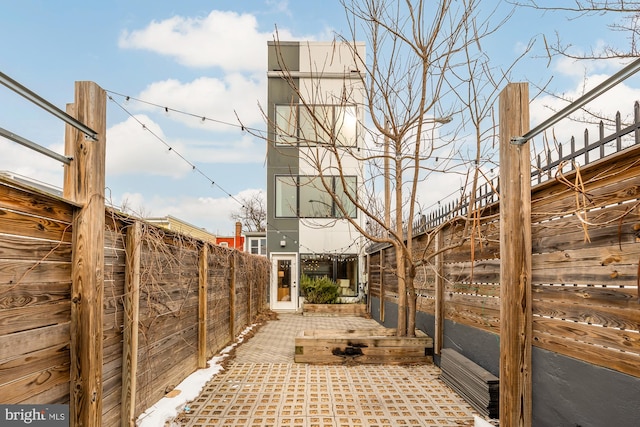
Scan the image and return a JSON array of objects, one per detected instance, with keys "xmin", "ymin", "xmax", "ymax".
[
  {"xmin": 235, "ymin": 254, "xmax": 249, "ymax": 336},
  {"xmin": 368, "ymin": 125, "xmax": 640, "ymax": 380},
  {"xmin": 134, "ymin": 232, "xmax": 200, "ymax": 416},
  {"xmin": 529, "ymin": 144, "xmax": 640, "ymax": 378},
  {"xmin": 207, "ymin": 246, "xmax": 234, "ymax": 360},
  {"xmin": 0, "ymin": 177, "xmax": 270, "ymax": 426},
  {"xmin": 0, "ymin": 178, "xmax": 74, "ymax": 404},
  {"xmin": 103, "ymin": 217, "xmax": 128, "ymax": 426}
]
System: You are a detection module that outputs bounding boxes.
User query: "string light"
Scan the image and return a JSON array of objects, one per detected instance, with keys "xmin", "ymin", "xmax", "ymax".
[
  {"xmin": 107, "ymin": 95, "xmax": 246, "ymax": 208},
  {"xmin": 107, "ymin": 89, "xmax": 497, "ymax": 165},
  {"xmin": 105, "ymin": 89, "xmax": 265, "ymax": 136},
  {"xmin": 107, "ymin": 90, "xmax": 498, "ymax": 239}
]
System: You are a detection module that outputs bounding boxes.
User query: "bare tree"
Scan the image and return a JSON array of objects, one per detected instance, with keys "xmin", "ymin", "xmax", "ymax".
[
  {"xmin": 512, "ymin": 1, "xmax": 640, "ymax": 60},
  {"xmin": 230, "ymin": 192, "xmax": 266, "ymax": 232},
  {"xmin": 344, "ymin": 0, "xmax": 527, "ymax": 336},
  {"xmin": 509, "ymin": 0, "xmax": 640, "ymax": 132},
  {"xmin": 246, "ymin": 0, "xmax": 522, "ymax": 337}
]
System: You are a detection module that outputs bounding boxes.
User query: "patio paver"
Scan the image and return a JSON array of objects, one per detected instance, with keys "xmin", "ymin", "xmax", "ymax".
[{"xmin": 174, "ymin": 313, "xmax": 479, "ymax": 427}]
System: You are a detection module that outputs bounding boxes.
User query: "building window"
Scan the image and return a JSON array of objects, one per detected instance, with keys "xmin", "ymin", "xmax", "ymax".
[
  {"xmin": 249, "ymin": 237, "xmax": 266, "ymax": 255},
  {"xmin": 301, "ymin": 254, "xmax": 358, "ymax": 296},
  {"xmin": 275, "ymin": 104, "xmax": 298, "ymax": 145},
  {"xmin": 275, "ymin": 175, "xmax": 297, "ymax": 217},
  {"xmin": 299, "ymin": 105, "xmax": 332, "ymax": 145},
  {"xmin": 275, "ymin": 175, "xmax": 357, "ymax": 219},
  {"xmin": 335, "ymin": 105, "xmax": 358, "ymax": 146},
  {"xmin": 299, "ymin": 176, "xmax": 333, "ymax": 217},
  {"xmin": 274, "ymin": 104, "xmax": 358, "ymax": 147}
]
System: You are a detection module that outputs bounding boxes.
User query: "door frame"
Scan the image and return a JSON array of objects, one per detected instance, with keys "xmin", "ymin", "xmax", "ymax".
[{"xmin": 270, "ymin": 252, "xmax": 298, "ymax": 311}]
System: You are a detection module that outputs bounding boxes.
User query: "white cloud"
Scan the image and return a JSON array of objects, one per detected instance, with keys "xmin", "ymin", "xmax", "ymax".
[
  {"xmin": 115, "ymin": 191, "xmax": 253, "ymax": 235},
  {"xmin": 266, "ymin": 0, "xmax": 291, "ymax": 15},
  {"xmin": 530, "ymin": 74, "xmax": 640, "ymax": 152},
  {"xmin": 119, "ymin": 10, "xmax": 296, "ymax": 73},
  {"xmin": 186, "ymin": 132, "xmax": 266, "ymax": 164},
  {"xmin": 0, "ymin": 138, "xmax": 65, "ymax": 190},
  {"xmin": 106, "ymin": 114, "xmax": 193, "ymax": 177},
  {"xmin": 134, "ymin": 74, "xmax": 265, "ymax": 129},
  {"xmin": 107, "ymin": 116, "xmax": 266, "ymax": 176}
]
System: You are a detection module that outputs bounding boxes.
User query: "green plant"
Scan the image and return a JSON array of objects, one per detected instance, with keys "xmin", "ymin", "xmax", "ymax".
[{"xmin": 300, "ymin": 274, "xmax": 340, "ymax": 304}]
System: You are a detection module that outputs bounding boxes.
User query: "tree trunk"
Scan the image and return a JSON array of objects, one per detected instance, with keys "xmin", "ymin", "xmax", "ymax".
[
  {"xmin": 395, "ymin": 246, "xmax": 407, "ymax": 336},
  {"xmin": 407, "ymin": 264, "xmax": 417, "ymax": 337}
]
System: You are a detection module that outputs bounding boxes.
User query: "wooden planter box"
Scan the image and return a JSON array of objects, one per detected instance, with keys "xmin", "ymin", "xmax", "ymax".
[
  {"xmin": 294, "ymin": 328, "xmax": 433, "ymax": 365},
  {"xmin": 302, "ymin": 303, "xmax": 368, "ymax": 317}
]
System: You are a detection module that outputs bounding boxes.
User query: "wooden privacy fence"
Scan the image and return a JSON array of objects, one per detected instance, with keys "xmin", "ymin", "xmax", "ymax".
[
  {"xmin": 108, "ymin": 214, "xmax": 269, "ymax": 426},
  {"xmin": 0, "ymin": 176, "xmax": 269, "ymax": 425},
  {"xmin": 0, "ymin": 81, "xmax": 270, "ymax": 427},
  {"xmin": 368, "ymin": 97, "xmax": 640, "ymax": 379}
]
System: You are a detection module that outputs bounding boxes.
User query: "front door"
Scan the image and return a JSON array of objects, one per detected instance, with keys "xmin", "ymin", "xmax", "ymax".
[{"xmin": 271, "ymin": 254, "xmax": 298, "ymax": 311}]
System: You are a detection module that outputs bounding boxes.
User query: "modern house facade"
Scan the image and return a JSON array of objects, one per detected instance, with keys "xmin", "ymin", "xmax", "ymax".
[{"xmin": 266, "ymin": 40, "xmax": 367, "ymax": 311}]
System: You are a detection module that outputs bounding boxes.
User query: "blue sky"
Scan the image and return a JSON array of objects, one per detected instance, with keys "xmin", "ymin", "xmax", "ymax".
[{"xmin": 0, "ymin": 0, "xmax": 637, "ymax": 234}]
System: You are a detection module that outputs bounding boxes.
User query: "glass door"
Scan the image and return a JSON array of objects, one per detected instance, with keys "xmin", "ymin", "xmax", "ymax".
[{"xmin": 271, "ymin": 254, "xmax": 298, "ymax": 311}]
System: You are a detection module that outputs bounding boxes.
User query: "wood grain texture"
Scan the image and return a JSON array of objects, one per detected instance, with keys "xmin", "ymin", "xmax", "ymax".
[
  {"xmin": 434, "ymin": 230, "xmax": 444, "ymax": 354},
  {"xmin": 0, "ymin": 177, "xmax": 75, "ymax": 222},
  {"xmin": 498, "ymin": 82, "xmax": 532, "ymax": 426},
  {"xmin": 367, "ymin": 120, "xmax": 640, "ymax": 388},
  {"xmin": 198, "ymin": 243, "xmax": 208, "ymax": 369},
  {"xmin": 0, "ymin": 170, "xmax": 270, "ymax": 424},
  {"xmin": 67, "ymin": 81, "xmax": 107, "ymax": 427},
  {"xmin": 121, "ymin": 221, "xmax": 141, "ymax": 427}
]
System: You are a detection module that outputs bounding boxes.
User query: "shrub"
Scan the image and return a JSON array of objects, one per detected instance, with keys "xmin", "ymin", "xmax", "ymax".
[{"xmin": 300, "ymin": 274, "xmax": 340, "ymax": 304}]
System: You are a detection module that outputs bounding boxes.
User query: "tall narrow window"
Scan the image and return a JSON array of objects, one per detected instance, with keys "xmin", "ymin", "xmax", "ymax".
[
  {"xmin": 335, "ymin": 105, "xmax": 358, "ymax": 147},
  {"xmin": 335, "ymin": 176, "xmax": 357, "ymax": 218},
  {"xmin": 275, "ymin": 176, "xmax": 297, "ymax": 217},
  {"xmin": 275, "ymin": 104, "xmax": 298, "ymax": 145}
]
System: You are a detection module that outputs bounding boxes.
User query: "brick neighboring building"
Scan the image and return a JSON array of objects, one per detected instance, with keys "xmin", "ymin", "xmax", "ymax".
[{"xmin": 215, "ymin": 221, "xmax": 245, "ymax": 251}]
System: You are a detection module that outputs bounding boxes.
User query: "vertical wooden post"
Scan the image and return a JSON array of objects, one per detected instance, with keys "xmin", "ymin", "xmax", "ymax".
[
  {"xmin": 499, "ymin": 82, "xmax": 532, "ymax": 427},
  {"xmin": 64, "ymin": 81, "xmax": 107, "ymax": 426},
  {"xmin": 379, "ymin": 249, "xmax": 385, "ymax": 323},
  {"xmin": 229, "ymin": 252, "xmax": 236, "ymax": 341},
  {"xmin": 198, "ymin": 243, "xmax": 209, "ymax": 368},
  {"xmin": 121, "ymin": 221, "xmax": 141, "ymax": 427},
  {"xmin": 247, "ymin": 257, "xmax": 253, "ymax": 323},
  {"xmin": 434, "ymin": 229, "xmax": 444, "ymax": 355}
]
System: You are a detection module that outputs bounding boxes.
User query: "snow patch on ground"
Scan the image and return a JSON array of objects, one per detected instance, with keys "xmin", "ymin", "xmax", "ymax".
[{"xmin": 135, "ymin": 325, "xmax": 255, "ymax": 427}]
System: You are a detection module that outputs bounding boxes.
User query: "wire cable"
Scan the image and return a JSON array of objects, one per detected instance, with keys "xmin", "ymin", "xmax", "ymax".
[
  {"xmin": 105, "ymin": 90, "xmax": 497, "ymax": 228},
  {"xmin": 105, "ymin": 89, "xmax": 266, "ymax": 137},
  {"xmin": 107, "ymin": 95, "xmax": 247, "ymax": 209}
]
